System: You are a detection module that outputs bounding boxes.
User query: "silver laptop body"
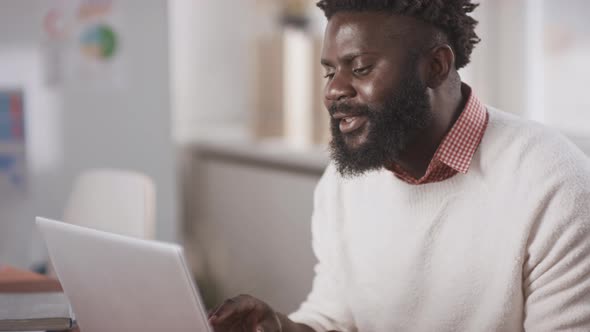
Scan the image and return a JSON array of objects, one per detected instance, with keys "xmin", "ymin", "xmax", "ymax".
[{"xmin": 36, "ymin": 216, "xmax": 212, "ymax": 332}]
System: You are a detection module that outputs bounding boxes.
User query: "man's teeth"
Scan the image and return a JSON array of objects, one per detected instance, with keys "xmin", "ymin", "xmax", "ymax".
[{"xmin": 344, "ymin": 117, "xmax": 354, "ymax": 123}]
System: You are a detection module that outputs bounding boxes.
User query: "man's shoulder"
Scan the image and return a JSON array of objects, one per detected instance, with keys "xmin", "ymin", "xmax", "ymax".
[
  {"xmin": 484, "ymin": 106, "xmax": 556, "ymax": 144},
  {"xmin": 480, "ymin": 107, "xmax": 590, "ymax": 184}
]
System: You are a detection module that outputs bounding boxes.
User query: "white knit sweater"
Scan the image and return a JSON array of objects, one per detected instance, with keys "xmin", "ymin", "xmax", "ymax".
[{"xmin": 289, "ymin": 108, "xmax": 590, "ymax": 332}]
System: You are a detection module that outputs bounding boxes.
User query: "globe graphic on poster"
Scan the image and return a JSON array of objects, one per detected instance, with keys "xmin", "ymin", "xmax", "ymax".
[{"xmin": 80, "ymin": 23, "xmax": 117, "ymax": 60}]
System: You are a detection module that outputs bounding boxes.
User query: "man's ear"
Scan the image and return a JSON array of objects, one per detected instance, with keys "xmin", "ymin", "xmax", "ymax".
[{"xmin": 425, "ymin": 44, "xmax": 455, "ymax": 89}]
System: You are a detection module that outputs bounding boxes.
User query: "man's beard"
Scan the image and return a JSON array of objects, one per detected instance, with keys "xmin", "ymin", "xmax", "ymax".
[{"xmin": 328, "ymin": 66, "xmax": 432, "ymax": 178}]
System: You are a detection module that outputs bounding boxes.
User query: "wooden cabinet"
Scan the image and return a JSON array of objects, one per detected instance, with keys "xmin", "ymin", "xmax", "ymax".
[{"xmin": 181, "ymin": 139, "xmax": 328, "ymax": 312}]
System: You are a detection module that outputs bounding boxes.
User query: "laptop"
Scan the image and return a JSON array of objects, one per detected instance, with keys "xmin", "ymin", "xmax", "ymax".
[{"xmin": 36, "ymin": 217, "xmax": 213, "ymax": 332}]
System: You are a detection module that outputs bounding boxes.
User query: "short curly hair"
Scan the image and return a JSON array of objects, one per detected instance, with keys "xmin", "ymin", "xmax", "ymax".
[{"xmin": 316, "ymin": 0, "xmax": 481, "ymax": 69}]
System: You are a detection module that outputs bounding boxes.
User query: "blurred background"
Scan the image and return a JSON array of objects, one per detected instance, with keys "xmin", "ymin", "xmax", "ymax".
[{"xmin": 0, "ymin": 0, "xmax": 589, "ymax": 313}]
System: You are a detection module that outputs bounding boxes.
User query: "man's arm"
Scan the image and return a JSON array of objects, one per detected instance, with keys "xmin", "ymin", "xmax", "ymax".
[{"xmin": 523, "ymin": 180, "xmax": 590, "ymax": 330}]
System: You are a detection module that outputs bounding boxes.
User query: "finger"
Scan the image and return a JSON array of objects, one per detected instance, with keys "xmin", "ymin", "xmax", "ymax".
[
  {"xmin": 208, "ymin": 304, "xmax": 223, "ymax": 318},
  {"xmin": 223, "ymin": 299, "xmax": 270, "ymax": 332},
  {"xmin": 212, "ymin": 306, "xmax": 254, "ymax": 332},
  {"xmin": 222, "ymin": 304, "xmax": 255, "ymax": 330},
  {"xmin": 211, "ymin": 295, "xmax": 257, "ymax": 324},
  {"xmin": 254, "ymin": 322, "xmax": 270, "ymax": 332},
  {"xmin": 242, "ymin": 305, "xmax": 265, "ymax": 331},
  {"xmin": 251, "ymin": 306, "xmax": 282, "ymax": 332},
  {"xmin": 209, "ymin": 297, "xmax": 239, "ymax": 324},
  {"xmin": 253, "ymin": 314, "xmax": 279, "ymax": 332}
]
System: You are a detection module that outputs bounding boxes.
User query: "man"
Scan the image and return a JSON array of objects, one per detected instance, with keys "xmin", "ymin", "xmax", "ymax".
[{"xmin": 208, "ymin": 1, "xmax": 590, "ymax": 331}]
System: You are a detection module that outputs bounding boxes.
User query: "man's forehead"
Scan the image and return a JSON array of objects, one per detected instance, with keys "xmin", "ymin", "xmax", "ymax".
[{"xmin": 325, "ymin": 12, "xmax": 417, "ymax": 42}]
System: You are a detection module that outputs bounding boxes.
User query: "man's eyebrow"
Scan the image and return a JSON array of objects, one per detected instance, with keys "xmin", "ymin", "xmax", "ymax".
[
  {"xmin": 321, "ymin": 51, "xmax": 378, "ymax": 67},
  {"xmin": 320, "ymin": 58, "xmax": 333, "ymax": 67}
]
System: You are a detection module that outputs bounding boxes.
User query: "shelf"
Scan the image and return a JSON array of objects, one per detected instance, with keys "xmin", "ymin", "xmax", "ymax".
[{"xmin": 191, "ymin": 135, "xmax": 330, "ymax": 176}]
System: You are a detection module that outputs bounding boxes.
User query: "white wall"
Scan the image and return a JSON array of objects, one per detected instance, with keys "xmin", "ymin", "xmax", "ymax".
[
  {"xmin": 168, "ymin": 0, "xmax": 254, "ymax": 143},
  {"xmin": 460, "ymin": 0, "xmax": 540, "ymax": 116},
  {"xmin": 0, "ymin": 0, "xmax": 178, "ymax": 268},
  {"xmin": 0, "ymin": 0, "xmax": 65, "ymax": 268},
  {"xmin": 58, "ymin": 0, "xmax": 178, "ymax": 243}
]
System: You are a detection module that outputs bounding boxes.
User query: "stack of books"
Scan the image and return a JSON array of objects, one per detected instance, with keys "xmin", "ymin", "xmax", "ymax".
[
  {"xmin": 0, "ymin": 292, "xmax": 74, "ymax": 331},
  {"xmin": 0, "ymin": 266, "xmax": 75, "ymax": 331}
]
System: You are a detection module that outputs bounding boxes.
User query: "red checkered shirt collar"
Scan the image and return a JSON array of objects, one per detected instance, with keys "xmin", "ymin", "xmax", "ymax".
[{"xmin": 389, "ymin": 84, "xmax": 488, "ymax": 185}]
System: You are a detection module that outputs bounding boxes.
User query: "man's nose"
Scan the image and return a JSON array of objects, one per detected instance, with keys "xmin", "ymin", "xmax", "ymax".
[{"xmin": 325, "ymin": 72, "xmax": 356, "ymax": 102}]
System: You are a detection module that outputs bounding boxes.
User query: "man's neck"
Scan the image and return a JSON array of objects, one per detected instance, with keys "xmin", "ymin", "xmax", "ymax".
[{"xmin": 392, "ymin": 82, "xmax": 467, "ymax": 179}]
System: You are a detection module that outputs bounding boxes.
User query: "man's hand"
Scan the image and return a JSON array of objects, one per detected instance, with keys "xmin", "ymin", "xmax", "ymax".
[
  {"xmin": 208, "ymin": 294, "xmax": 327, "ymax": 332},
  {"xmin": 208, "ymin": 294, "xmax": 282, "ymax": 332}
]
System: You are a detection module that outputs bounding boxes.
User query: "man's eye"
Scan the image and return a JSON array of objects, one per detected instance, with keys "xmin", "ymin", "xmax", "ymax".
[
  {"xmin": 353, "ymin": 66, "xmax": 372, "ymax": 75},
  {"xmin": 323, "ymin": 72, "xmax": 335, "ymax": 79}
]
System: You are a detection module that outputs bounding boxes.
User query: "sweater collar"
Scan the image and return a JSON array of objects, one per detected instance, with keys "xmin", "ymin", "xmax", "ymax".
[{"xmin": 433, "ymin": 84, "xmax": 488, "ymax": 174}]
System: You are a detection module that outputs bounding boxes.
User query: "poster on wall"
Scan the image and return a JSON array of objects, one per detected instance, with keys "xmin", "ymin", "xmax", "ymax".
[
  {"xmin": 0, "ymin": 90, "xmax": 27, "ymax": 194},
  {"xmin": 42, "ymin": 0, "xmax": 124, "ymax": 90},
  {"xmin": 71, "ymin": 0, "xmax": 122, "ymax": 87}
]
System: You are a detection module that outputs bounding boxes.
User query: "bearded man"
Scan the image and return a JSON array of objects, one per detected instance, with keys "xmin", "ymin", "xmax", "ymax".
[{"xmin": 208, "ymin": 1, "xmax": 590, "ymax": 331}]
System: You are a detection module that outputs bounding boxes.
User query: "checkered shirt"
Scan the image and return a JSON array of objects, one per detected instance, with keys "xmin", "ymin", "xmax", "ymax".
[{"xmin": 389, "ymin": 87, "xmax": 488, "ymax": 184}]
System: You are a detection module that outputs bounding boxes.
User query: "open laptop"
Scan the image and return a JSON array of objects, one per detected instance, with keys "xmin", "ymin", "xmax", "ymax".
[{"xmin": 36, "ymin": 217, "xmax": 213, "ymax": 332}]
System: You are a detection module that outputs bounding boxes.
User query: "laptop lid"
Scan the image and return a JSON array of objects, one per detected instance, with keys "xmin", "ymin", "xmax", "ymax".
[{"xmin": 36, "ymin": 217, "xmax": 212, "ymax": 332}]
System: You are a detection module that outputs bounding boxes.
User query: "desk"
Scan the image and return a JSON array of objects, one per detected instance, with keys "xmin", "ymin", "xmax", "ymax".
[
  {"xmin": 0, "ymin": 266, "xmax": 62, "ymax": 292},
  {"xmin": 0, "ymin": 266, "xmax": 79, "ymax": 332}
]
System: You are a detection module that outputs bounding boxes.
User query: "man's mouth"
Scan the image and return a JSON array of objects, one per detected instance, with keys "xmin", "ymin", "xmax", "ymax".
[{"xmin": 337, "ymin": 115, "xmax": 368, "ymax": 134}]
